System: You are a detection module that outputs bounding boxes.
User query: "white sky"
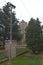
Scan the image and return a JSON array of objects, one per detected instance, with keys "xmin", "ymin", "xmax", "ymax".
[{"xmin": 0, "ymin": 0, "xmax": 43, "ymax": 25}]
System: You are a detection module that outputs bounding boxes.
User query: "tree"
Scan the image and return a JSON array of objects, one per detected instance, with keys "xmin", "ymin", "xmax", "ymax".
[
  {"xmin": 0, "ymin": 3, "xmax": 22, "ymax": 48},
  {"xmin": 0, "ymin": 24, "xmax": 5, "ymax": 49},
  {"xmin": 25, "ymin": 18, "xmax": 42, "ymax": 53}
]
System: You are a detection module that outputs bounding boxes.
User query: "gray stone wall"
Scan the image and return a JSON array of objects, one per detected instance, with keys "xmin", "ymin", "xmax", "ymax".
[
  {"xmin": 19, "ymin": 20, "xmax": 27, "ymax": 45},
  {"xmin": 5, "ymin": 40, "xmax": 16, "ymax": 58}
]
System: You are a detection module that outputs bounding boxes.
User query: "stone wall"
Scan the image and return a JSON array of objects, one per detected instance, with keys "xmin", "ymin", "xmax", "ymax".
[
  {"xmin": 5, "ymin": 40, "xmax": 16, "ymax": 58},
  {"xmin": 19, "ymin": 20, "xmax": 27, "ymax": 45},
  {"xmin": 16, "ymin": 44, "xmax": 27, "ymax": 49}
]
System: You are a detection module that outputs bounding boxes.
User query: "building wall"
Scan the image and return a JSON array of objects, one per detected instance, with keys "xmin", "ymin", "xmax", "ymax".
[{"xmin": 19, "ymin": 20, "xmax": 27, "ymax": 45}]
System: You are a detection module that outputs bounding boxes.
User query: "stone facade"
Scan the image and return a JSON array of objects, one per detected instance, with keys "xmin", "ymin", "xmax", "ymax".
[
  {"xmin": 5, "ymin": 40, "xmax": 16, "ymax": 58},
  {"xmin": 19, "ymin": 20, "xmax": 27, "ymax": 45}
]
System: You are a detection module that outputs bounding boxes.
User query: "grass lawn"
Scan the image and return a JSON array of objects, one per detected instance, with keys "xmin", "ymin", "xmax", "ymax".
[
  {"xmin": 16, "ymin": 48, "xmax": 28, "ymax": 55},
  {"xmin": 0, "ymin": 48, "xmax": 27, "ymax": 59},
  {"xmin": 0, "ymin": 55, "xmax": 43, "ymax": 65},
  {"xmin": 0, "ymin": 53, "xmax": 5, "ymax": 58},
  {"xmin": 0, "ymin": 50, "xmax": 5, "ymax": 59}
]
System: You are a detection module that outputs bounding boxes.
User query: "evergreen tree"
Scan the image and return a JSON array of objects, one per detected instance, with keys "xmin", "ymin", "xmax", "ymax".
[
  {"xmin": 0, "ymin": 3, "xmax": 22, "ymax": 41},
  {"xmin": 25, "ymin": 18, "xmax": 42, "ymax": 53}
]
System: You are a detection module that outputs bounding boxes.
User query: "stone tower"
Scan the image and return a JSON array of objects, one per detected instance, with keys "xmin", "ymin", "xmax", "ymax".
[{"xmin": 19, "ymin": 20, "xmax": 27, "ymax": 45}]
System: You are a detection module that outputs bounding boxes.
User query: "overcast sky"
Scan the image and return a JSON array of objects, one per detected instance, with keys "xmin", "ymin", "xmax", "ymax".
[{"xmin": 0, "ymin": 0, "xmax": 43, "ymax": 25}]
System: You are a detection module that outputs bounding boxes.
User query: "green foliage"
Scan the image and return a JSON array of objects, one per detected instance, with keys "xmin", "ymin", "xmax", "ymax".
[
  {"xmin": 0, "ymin": 55, "xmax": 42, "ymax": 65},
  {"xmin": 25, "ymin": 18, "xmax": 42, "ymax": 53},
  {"xmin": 0, "ymin": 3, "xmax": 22, "ymax": 41}
]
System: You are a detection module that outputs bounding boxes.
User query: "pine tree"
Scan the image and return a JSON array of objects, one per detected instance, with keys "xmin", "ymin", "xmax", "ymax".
[{"xmin": 25, "ymin": 18, "xmax": 42, "ymax": 53}]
